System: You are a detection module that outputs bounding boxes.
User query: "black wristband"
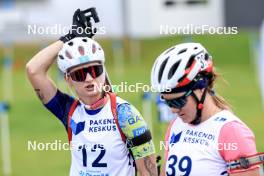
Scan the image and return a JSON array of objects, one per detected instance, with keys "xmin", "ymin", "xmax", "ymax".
[{"xmin": 126, "ymin": 129, "xmax": 152, "ymax": 148}]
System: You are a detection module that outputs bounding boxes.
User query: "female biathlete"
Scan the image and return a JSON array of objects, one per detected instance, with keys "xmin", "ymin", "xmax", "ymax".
[
  {"xmin": 150, "ymin": 42, "xmax": 264, "ymax": 176},
  {"xmin": 26, "ymin": 12, "xmax": 157, "ymax": 176}
]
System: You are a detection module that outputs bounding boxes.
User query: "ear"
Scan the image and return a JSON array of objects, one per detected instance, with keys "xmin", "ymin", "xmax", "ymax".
[{"xmin": 64, "ymin": 74, "xmax": 73, "ymax": 87}]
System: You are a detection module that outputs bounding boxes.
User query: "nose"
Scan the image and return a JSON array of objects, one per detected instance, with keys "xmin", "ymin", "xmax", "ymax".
[{"xmin": 85, "ymin": 72, "xmax": 94, "ymax": 82}]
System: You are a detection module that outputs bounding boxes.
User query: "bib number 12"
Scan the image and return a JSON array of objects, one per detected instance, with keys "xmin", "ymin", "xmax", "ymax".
[{"xmin": 79, "ymin": 144, "xmax": 107, "ymax": 168}]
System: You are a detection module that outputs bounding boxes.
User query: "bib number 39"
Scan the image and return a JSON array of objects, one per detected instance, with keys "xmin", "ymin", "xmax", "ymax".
[{"xmin": 166, "ymin": 155, "xmax": 192, "ymax": 176}]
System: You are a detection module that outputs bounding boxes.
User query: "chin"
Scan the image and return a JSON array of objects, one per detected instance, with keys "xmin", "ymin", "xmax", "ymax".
[
  {"xmin": 181, "ymin": 118, "xmax": 190, "ymax": 123},
  {"xmin": 78, "ymin": 88, "xmax": 100, "ymax": 97},
  {"xmin": 180, "ymin": 115, "xmax": 193, "ymax": 124},
  {"xmin": 85, "ymin": 90, "xmax": 101, "ymax": 97}
]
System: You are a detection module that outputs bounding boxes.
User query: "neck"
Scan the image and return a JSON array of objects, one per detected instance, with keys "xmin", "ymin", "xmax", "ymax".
[{"xmin": 200, "ymin": 92, "xmax": 222, "ymax": 122}]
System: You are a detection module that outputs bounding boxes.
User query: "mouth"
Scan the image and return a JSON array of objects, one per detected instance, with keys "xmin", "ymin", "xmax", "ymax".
[
  {"xmin": 178, "ymin": 112, "xmax": 185, "ymax": 118},
  {"xmin": 84, "ymin": 84, "xmax": 95, "ymax": 92}
]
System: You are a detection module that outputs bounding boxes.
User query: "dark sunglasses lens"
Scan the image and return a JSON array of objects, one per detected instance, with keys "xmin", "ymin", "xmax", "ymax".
[
  {"xmin": 176, "ymin": 98, "xmax": 187, "ymax": 108},
  {"xmin": 70, "ymin": 69, "xmax": 86, "ymax": 82},
  {"xmin": 70, "ymin": 65, "xmax": 103, "ymax": 82},
  {"xmin": 91, "ymin": 65, "xmax": 103, "ymax": 78},
  {"xmin": 166, "ymin": 97, "xmax": 187, "ymax": 109}
]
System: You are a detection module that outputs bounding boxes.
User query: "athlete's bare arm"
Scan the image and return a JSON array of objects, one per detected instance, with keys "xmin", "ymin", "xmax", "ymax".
[
  {"xmin": 136, "ymin": 154, "xmax": 158, "ymax": 176},
  {"xmin": 26, "ymin": 41, "xmax": 63, "ymax": 104}
]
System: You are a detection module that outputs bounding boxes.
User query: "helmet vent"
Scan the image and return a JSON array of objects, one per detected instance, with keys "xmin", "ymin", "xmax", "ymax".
[
  {"xmin": 204, "ymin": 53, "xmax": 209, "ymax": 60},
  {"xmin": 58, "ymin": 55, "xmax": 64, "ymax": 60},
  {"xmin": 168, "ymin": 60, "xmax": 180, "ymax": 79},
  {"xmin": 164, "ymin": 47, "xmax": 175, "ymax": 55},
  {"xmin": 177, "ymin": 48, "xmax": 187, "ymax": 55},
  {"xmin": 68, "ymin": 42, "xmax": 73, "ymax": 46},
  {"xmin": 82, "ymin": 39, "xmax": 87, "ymax": 42},
  {"xmin": 92, "ymin": 44, "xmax": 97, "ymax": 54},
  {"xmin": 78, "ymin": 46, "xmax": 85, "ymax": 55},
  {"xmin": 185, "ymin": 55, "xmax": 195, "ymax": 69},
  {"xmin": 65, "ymin": 51, "xmax": 73, "ymax": 59},
  {"xmin": 158, "ymin": 57, "xmax": 169, "ymax": 83},
  {"xmin": 194, "ymin": 47, "xmax": 198, "ymax": 50}
]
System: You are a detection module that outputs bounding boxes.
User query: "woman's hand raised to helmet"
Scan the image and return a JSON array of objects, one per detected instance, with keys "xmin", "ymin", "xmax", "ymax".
[{"xmin": 60, "ymin": 8, "xmax": 99, "ymax": 43}]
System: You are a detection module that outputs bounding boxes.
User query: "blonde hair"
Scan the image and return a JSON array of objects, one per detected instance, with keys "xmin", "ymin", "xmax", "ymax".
[{"xmin": 207, "ymin": 71, "xmax": 232, "ymax": 111}]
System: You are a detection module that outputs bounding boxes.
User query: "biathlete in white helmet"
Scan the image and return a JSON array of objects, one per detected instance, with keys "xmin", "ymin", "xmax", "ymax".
[
  {"xmin": 26, "ymin": 8, "xmax": 157, "ymax": 176},
  {"xmin": 151, "ymin": 42, "xmax": 264, "ymax": 176}
]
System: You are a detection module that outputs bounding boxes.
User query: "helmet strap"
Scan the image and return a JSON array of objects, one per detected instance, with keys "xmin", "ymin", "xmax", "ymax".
[{"xmin": 190, "ymin": 88, "xmax": 207, "ymax": 125}]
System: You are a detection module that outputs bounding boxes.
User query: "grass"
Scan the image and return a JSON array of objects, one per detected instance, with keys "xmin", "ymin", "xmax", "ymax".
[{"xmin": 0, "ymin": 31, "xmax": 263, "ymax": 175}]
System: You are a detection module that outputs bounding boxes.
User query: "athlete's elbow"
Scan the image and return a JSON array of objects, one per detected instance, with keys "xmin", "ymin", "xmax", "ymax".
[
  {"xmin": 26, "ymin": 58, "xmax": 45, "ymax": 76},
  {"xmin": 26, "ymin": 61, "xmax": 38, "ymax": 76}
]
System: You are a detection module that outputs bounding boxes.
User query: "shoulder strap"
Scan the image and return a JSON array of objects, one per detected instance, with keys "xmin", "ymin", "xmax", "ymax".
[
  {"xmin": 108, "ymin": 92, "xmax": 127, "ymax": 142},
  {"xmin": 67, "ymin": 100, "xmax": 79, "ymax": 143}
]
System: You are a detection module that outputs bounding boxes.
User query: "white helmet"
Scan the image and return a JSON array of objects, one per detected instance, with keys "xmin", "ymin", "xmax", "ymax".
[
  {"xmin": 151, "ymin": 43, "xmax": 213, "ymax": 93},
  {"xmin": 57, "ymin": 37, "xmax": 105, "ymax": 73}
]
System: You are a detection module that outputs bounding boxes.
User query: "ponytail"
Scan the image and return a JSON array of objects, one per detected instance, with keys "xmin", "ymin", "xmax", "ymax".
[{"xmin": 207, "ymin": 70, "xmax": 232, "ymax": 111}]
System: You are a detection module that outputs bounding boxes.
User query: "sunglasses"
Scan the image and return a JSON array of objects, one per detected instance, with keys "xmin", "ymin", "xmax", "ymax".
[
  {"xmin": 68, "ymin": 65, "xmax": 104, "ymax": 82},
  {"xmin": 162, "ymin": 90, "xmax": 193, "ymax": 109}
]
